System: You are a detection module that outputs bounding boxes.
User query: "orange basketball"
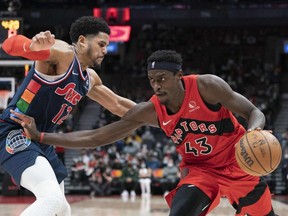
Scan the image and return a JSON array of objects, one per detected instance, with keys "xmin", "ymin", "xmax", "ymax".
[{"xmin": 235, "ymin": 130, "xmax": 282, "ymax": 176}]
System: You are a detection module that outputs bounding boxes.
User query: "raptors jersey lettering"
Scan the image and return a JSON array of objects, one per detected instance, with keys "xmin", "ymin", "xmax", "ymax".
[{"xmin": 150, "ymin": 75, "xmax": 246, "ymax": 168}]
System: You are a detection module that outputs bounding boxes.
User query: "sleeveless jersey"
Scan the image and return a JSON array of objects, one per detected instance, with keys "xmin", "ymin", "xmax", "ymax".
[
  {"xmin": 150, "ymin": 75, "xmax": 246, "ymax": 168},
  {"xmin": 0, "ymin": 53, "xmax": 90, "ymax": 133}
]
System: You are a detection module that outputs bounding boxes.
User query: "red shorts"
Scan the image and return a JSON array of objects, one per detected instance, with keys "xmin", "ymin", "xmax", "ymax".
[{"xmin": 165, "ymin": 161, "xmax": 273, "ymax": 216}]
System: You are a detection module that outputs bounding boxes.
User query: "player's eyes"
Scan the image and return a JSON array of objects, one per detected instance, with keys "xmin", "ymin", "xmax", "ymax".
[{"xmin": 99, "ymin": 43, "xmax": 106, "ymax": 47}]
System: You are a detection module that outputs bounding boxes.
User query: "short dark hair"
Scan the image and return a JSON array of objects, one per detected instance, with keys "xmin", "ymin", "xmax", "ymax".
[
  {"xmin": 69, "ymin": 16, "xmax": 111, "ymax": 43},
  {"xmin": 147, "ymin": 50, "xmax": 183, "ymax": 66}
]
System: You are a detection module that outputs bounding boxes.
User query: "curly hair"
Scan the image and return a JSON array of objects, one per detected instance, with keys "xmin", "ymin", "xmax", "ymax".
[
  {"xmin": 69, "ymin": 16, "xmax": 110, "ymax": 43},
  {"xmin": 147, "ymin": 50, "xmax": 183, "ymax": 66}
]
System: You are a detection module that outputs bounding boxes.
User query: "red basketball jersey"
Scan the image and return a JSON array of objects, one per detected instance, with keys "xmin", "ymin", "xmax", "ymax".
[{"xmin": 150, "ymin": 75, "xmax": 246, "ymax": 168}]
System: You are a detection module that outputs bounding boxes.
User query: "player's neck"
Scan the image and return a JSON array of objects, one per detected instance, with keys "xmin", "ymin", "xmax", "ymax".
[
  {"xmin": 71, "ymin": 44, "xmax": 88, "ymax": 71},
  {"xmin": 166, "ymin": 90, "xmax": 185, "ymax": 114}
]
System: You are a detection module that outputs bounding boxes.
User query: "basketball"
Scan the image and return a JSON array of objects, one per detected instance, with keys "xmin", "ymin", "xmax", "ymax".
[{"xmin": 235, "ymin": 130, "xmax": 282, "ymax": 176}]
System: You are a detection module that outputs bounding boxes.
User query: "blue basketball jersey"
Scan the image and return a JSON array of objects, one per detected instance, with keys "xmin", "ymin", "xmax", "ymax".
[
  {"xmin": 0, "ymin": 52, "xmax": 90, "ymax": 185},
  {"xmin": 0, "ymin": 53, "xmax": 90, "ymax": 132}
]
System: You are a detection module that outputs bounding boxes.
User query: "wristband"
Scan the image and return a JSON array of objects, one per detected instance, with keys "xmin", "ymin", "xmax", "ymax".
[
  {"xmin": 23, "ymin": 41, "xmax": 31, "ymax": 52},
  {"xmin": 39, "ymin": 132, "xmax": 45, "ymax": 143},
  {"xmin": 2, "ymin": 35, "xmax": 50, "ymax": 60}
]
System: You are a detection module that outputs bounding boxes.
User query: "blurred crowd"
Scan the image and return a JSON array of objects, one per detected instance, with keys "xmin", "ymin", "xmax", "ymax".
[{"xmin": 69, "ymin": 129, "xmax": 181, "ymax": 198}]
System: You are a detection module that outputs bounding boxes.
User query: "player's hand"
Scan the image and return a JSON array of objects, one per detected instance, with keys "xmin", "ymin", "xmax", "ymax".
[
  {"xmin": 9, "ymin": 110, "xmax": 41, "ymax": 142},
  {"xmin": 247, "ymin": 127, "xmax": 273, "ymax": 133},
  {"xmin": 30, "ymin": 30, "xmax": 55, "ymax": 51}
]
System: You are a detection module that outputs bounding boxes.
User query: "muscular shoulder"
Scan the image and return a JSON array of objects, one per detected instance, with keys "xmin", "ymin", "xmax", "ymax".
[
  {"xmin": 87, "ymin": 68, "xmax": 102, "ymax": 87},
  {"xmin": 197, "ymin": 74, "xmax": 223, "ymax": 89},
  {"xmin": 197, "ymin": 74, "xmax": 231, "ymax": 104},
  {"xmin": 49, "ymin": 40, "xmax": 73, "ymax": 61}
]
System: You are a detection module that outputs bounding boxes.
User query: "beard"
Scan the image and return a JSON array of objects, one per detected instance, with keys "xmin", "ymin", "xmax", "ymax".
[
  {"xmin": 92, "ymin": 62, "xmax": 101, "ymax": 71},
  {"xmin": 87, "ymin": 44, "xmax": 102, "ymax": 71}
]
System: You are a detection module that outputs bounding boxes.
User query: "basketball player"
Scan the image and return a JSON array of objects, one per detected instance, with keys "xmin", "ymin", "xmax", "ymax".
[
  {"xmin": 0, "ymin": 16, "xmax": 135, "ymax": 216},
  {"xmin": 11, "ymin": 50, "xmax": 277, "ymax": 216}
]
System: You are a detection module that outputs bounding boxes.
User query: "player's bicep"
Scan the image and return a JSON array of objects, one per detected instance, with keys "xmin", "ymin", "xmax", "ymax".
[
  {"xmin": 86, "ymin": 70, "xmax": 114, "ymax": 107},
  {"xmin": 221, "ymin": 91, "xmax": 256, "ymax": 120},
  {"xmin": 44, "ymin": 40, "xmax": 73, "ymax": 62},
  {"xmin": 211, "ymin": 78, "xmax": 256, "ymax": 119},
  {"xmin": 199, "ymin": 75, "xmax": 255, "ymax": 120},
  {"xmin": 88, "ymin": 84, "xmax": 119, "ymax": 109}
]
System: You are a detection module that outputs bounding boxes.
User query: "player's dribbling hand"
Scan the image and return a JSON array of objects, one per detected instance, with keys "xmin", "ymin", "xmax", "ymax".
[
  {"xmin": 9, "ymin": 110, "xmax": 41, "ymax": 142},
  {"xmin": 30, "ymin": 30, "xmax": 55, "ymax": 51},
  {"xmin": 247, "ymin": 127, "xmax": 273, "ymax": 134}
]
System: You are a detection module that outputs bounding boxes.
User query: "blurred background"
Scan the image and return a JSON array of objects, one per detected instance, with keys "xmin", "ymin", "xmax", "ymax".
[{"xmin": 0, "ymin": 0, "xmax": 287, "ymax": 199}]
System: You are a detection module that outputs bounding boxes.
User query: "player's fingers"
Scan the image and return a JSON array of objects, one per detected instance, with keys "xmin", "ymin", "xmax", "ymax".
[
  {"xmin": 10, "ymin": 110, "xmax": 33, "ymax": 124},
  {"xmin": 22, "ymin": 131, "xmax": 31, "ymax": 139},
  {"xmin": 44, "ymin": 31, "xmax": 53, "ymax": 41},
  {"xmin": 254, "ymin": 128, "xmax": 273, "ymax": 134},
  {"xmin": 35, "ymin": 32, "xmax": 48, "ymax": 45},
  {"xmin": 10, "ymin": 109, "xmax": 24, "ymax": 118},
  {"xmin": 44, "ymin": 30, "xmax": 52, "ymax": 36},
  {"xmin": 247, "ymin": 127, "xmax": 262, "ymax": 132},
  {"xmin": 10, "ymin": 116, "xmax": 23, "ymax": 125},
  {"xmin": 35, "ymin": 35, "xmax": 44, "ymax": 45},
  {"xmin": 48, "ymin": 34, "xmax": 55, "ymax": 44}
]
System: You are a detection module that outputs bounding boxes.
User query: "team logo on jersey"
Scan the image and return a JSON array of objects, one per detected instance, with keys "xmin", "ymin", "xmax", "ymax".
[
  {"xmin": 6, "ymin": 129, "xmax": 31, "ymax": 154},
  {"xmin": 162, "ymin": 119, "xmax": 172, "ymax": 126},
  {"xmin": 188, "ymin": 101, "xmax": 200, "ymax": 112},
  {"xmin": 72, "ymin": 70, "xmax": 78, "ymax": 76},
  {"xmin": 84, "ymin": 79, "xmax": 90, "ymax": 92}
]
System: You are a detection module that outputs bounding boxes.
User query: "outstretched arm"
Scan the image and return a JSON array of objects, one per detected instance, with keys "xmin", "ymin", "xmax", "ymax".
[
  {"xmin": 2, "ymin": 31, "xmax": 55, "ymax": 60},
  {"xmin": 10, "ymin": 102, "xmax": 158, "ymax": 149},
  {"xmin": 87, "ymin": 69, "xmax": 136, "ymax": 117}
]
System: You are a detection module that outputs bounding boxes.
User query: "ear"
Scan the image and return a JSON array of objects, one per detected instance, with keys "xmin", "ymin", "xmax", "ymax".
[
  {"xmin": 77, "ymin": 35, "xmax": 87, "ymax": 48},
  {"xmin": 177, "ymin": 70, "xmax": 183, "ymax": 79}
]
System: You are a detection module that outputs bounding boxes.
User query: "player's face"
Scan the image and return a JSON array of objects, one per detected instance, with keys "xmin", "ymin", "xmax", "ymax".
[
  {"xmin": 86, "ymin": 32, "xmax": 109, "ymax": 70},
  {"xmin": 148, "ymin": 70, "xmax": 183, "ymax": 106}
]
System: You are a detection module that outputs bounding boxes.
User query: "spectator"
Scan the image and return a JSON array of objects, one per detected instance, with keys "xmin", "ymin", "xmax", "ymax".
[
  {"xmin": 120, "ymin": 162, "xmax": 138, "ymax": 201},
  {"xmin": 146, "ymin": 153, "xmax": 161, "ymax": 170},
  {"xmin": 70, "ymin": 159, "xmax": 86, "ymax": 186},
  {"xmin": 281, "ymin": 128, "xmax": 288, "ymax": 149},
  {"xmin": 89, "ymin": 166, "xmax": 112, "ymax": 197},
  {"xmin": 123, "ymin": 141, "xmax": 138, "ymax": 156},
  {"xmin": 138, "ymin": 160, "xmax": 152, "ymax": 197},
  {"xmin": 160, "ymin": 159, "xmax": 180, "ymax": 197},
  {"xmin": 141, "ymin": 126, "xmax": 155, "ymax": 149}
]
